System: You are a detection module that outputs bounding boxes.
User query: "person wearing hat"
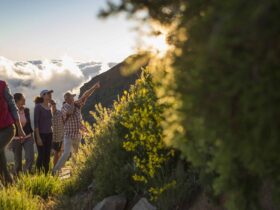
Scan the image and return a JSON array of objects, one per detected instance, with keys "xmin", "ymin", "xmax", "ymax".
[
  {"xmin": 34, "ymin": 89, "xmax": 53, "ymax": 174},
  {"xmin": 52, "ymin": 82, "xmax": 100, "ymax": 175}
]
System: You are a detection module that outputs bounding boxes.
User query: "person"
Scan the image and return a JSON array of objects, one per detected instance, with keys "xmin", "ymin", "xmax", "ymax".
[
  {"xmin": 0, "ymin": 80, "xmax": 25, "ymax": 185},
  {"xmin": 50, "ymin": 100, "xmax": 64, "ymax": 167},
  {"xmin": 34, "ymin": 89, "xmax": 53, "ymax": 174},
  {"xmin": 10, "ymin": 93, "xmax": 34, "ymax": 174},
  {"xmin": 34, "ymin": 96, "xmax": 44, "ymax": 105},
  {"xmin": 52, "ymin": 82, "xmax": 100, "ymax": 175}
]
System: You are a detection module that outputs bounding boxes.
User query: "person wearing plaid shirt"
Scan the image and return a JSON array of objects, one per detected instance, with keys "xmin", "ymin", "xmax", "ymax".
[
  {"xmin": 50, "ymin": 100, "xmax": 64, "ymax": 167},
  {"xmin": 52, "ymin": 81, "xmax": 100, "ymax": 175}
]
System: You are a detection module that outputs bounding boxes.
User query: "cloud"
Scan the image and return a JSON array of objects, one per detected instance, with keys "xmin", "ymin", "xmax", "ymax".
[{"xmin": 0, "ymin": 56, "xmax": 102, "ymax": 121}]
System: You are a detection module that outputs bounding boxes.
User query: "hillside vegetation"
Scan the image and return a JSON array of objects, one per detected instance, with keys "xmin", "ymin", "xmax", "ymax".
[
  {"xmin": 62, "ymin": 69, "xmax": 199, "ymax": 209},
  {"xmin": 0, "ymin": 69, "xmax": 199, "ymax": 210},
  {"xmin": 1, "ymin": 0, "xmax": 279, "ymax": 209},
  {"xmin": 99, "ymin": 0, "xmax": 280, "ymax": 209}
]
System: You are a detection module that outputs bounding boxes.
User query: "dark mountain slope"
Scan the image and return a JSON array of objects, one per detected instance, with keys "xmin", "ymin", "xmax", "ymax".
[{"xmin": 79, "ymin": 59, "xmax": 141, "ymax": 123}]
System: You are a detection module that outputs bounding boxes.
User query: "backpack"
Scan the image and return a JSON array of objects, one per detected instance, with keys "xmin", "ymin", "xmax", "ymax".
[{"xmin": 0, "ymin": 81, "xmax": 14, "ymax": 129}]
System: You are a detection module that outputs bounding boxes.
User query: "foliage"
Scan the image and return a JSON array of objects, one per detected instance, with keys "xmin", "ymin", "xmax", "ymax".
[
  {"xmin": 117, "ymin": 70, "xmax": 173, "ymax": 187},
  {"xmin": 102, "ymin": 0, "xmax": 280, "ymax": 209},
  {"xmin": 154, "ymin": 160, "xmax": 200, "ymax": 210},
  {"xmin": 64, "ymin": 70, "xmax": 193, "ymax": 204},
  {"xmin": 63, "ymin": 103, "xmax": 135, "ymax": 200},
  {"xmin": 0, "ymin": 186, "xmax": 41, "ymax": 210}
]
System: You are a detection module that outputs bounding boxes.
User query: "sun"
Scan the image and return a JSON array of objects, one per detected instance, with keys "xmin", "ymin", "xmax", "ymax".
[
  {"xmin": 149, "ymin": 33, "xmax": 169, "ymax": 56},
  {"xmin": 138, "ymin": 24, "xmax": 170, "ymax": 57}
]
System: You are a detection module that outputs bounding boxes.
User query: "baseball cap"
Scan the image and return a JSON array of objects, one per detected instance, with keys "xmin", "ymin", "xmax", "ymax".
[
  {"xmin": 40, "ymin": 89, "xmax": 53, "ymax": 97},
  {"xmin": 64, "ymin": 92, "xmax": 76, "ymax": 100}
]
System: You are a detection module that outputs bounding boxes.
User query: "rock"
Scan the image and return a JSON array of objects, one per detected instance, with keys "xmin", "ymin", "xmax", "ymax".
[
  {"xmin": 125, "ymin": 195, "xmax": 142, "ymax": 210},
  {"xmin": 132, "ymin": 198, "xmax": 157, "ymax": 210},
  {"xmin": 93, "ymin": 195, "xmax": 127, "ymax": 210}
]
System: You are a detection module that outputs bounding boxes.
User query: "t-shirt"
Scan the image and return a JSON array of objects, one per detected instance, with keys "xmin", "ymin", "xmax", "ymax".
[
  {"xmin": 19, "ymin": 109, "xmax": 27, "ymax": 127},
  {"xmin": 34, "ymin": 104, "xmax": 52, "ymax": 134}
]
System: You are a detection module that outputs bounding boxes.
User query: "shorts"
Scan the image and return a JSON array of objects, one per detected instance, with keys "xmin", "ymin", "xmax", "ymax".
[{"xmin": 52, "ymin": 141, "xmax": 63, "ymax": 152}]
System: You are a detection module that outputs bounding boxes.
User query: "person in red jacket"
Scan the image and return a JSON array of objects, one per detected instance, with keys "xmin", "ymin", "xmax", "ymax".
[{"xmin": 0, "ymin": 80, "xmax": 25, "ymax": 185}]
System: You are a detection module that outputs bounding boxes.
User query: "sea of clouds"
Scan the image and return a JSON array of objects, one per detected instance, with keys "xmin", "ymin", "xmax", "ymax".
[{"xmin": 0, "ymin": 56, "xmax": 114, "ymax": 118}]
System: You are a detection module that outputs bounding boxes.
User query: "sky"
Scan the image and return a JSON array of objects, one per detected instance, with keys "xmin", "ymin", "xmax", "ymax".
[
  {"xmin": 0, "ymin": 0, "xmax": 168, "ymax": 106},
  {"xmin": 0, "ymin": 0, "xmax": 168, "ymax": 136},
  {"xmin": 0, "ymin": 0, "xmax": 137, "ymax": 63}
]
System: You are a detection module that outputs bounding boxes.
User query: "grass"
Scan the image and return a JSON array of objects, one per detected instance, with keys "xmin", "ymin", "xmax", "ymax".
[
  {"xmin": 0, "ymin": 170, "xmax": 63, "ymax": 210},
  {"xmin": 0, "ymin": 186, "xmax": 42, "ymax": 210},
  {"xmin": 16, "ymin": 172, "xmax": 62, "ymax": 200}
]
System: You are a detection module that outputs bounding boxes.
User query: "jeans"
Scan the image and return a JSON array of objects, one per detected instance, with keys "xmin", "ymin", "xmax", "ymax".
[
  {"xmin": 0, "ymin": 125, "xmax": 15, "ymax": 185},
  {"xmin": 36, "ymin": 133, "xmax": 52, "ymax": 174},
  {"xmin": 11, "ymin": 137, "xmax": 34, "ymax": 174},
  {"xmin": 52, "ymin": 135, "xmax": 80, "ymax": 174}
]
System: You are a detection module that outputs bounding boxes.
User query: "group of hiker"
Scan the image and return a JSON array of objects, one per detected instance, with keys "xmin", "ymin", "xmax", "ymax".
[{"xmin": 0, "ymin": 80, "xmax": 100, "ymax": 185}]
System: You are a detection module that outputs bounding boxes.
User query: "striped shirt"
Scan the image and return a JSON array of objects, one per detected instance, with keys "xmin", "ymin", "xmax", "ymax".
[
  {"xmin": 62, "ymin": 102, "xmax": 82, "ymax": 139},
  {"xmin": 52, "ymin": 110, "xmax": 64, "ymax": 142}
]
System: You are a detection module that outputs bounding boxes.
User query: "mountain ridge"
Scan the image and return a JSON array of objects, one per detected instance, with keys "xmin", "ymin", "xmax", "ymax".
[{"xmin": 79, "ymin": 58, "xmax": 142, "ymax": 123}]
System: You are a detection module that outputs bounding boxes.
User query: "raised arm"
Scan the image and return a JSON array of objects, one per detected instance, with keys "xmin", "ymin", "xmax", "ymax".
[{"xmin": 76, "ymin": 82, "xmax": 100, "ymax": 106}]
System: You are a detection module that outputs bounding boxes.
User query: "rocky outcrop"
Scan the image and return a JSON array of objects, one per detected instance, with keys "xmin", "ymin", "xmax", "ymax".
[
  {"xmin": 93, "ymin": 195, "xmax": 127, "ymax": 210},
  {"xmin": 132, "ymin": 198, "xmax": 157, "ymax": 210}
]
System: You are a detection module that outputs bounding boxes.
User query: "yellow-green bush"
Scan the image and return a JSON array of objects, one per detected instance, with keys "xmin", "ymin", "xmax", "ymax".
[
  {"xmin": 119, "ymin": 70, "xmax": 173, "ymax": 185},
  {"xmin": 64, "ymin": 70, "xmax": 198, "ymax": 205},
  {"xmin": 101, "ymin": 0, "xmax": 280, "ymax": 209},
  {"xmin": 0, "ymin": 186, "xmax": 41, "ymax": 210}
]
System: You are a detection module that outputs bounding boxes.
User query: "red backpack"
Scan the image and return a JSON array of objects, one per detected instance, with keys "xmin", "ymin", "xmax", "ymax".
[{"xmin": 0, "ymin": 81, "xmax": 14, "ymax": 129}]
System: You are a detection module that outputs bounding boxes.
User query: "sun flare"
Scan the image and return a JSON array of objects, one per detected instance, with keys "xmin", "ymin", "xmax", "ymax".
[
  {"xmin": 138, "ymin": 23, "xmax": 170, "ymax": 57},
  {"xmin": 148, "ymin": 33, "xmax": 169, "ymax": 56}
]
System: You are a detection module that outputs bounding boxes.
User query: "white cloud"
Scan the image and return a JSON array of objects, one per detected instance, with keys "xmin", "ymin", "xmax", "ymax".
[{"xmin": 0, "ymin": 56, "xmax": 103, "ymax": 121}]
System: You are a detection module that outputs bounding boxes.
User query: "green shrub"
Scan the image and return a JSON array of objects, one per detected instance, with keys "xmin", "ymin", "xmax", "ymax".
[
  {"xmin": 120, "ymin": 70, "xmax": 173, "ymax": 183},
  {"xmin": 16, "ymin": 173, "xmax": 62, "ymax": 199},
  {"xmin": 0, "ymin": 187, "xmax": 41, "ymax": 210},
  {"xmin": 63, "ymin": 104, "xmax": 135, "ymax": 200},
  {"xmin": 102, "ymin": 0, "xmax": 280, "ymax": 209},
  {"xmin": 93, "ymin": 124, "xmax": 135, "ymax": 200},
  {"xmin": 155, "ymin": 160, "xmax": 201, "ymax": 210},
  {"xmin": 64, "ymin": 70, "xmax": 192, "ymax": 203}
]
